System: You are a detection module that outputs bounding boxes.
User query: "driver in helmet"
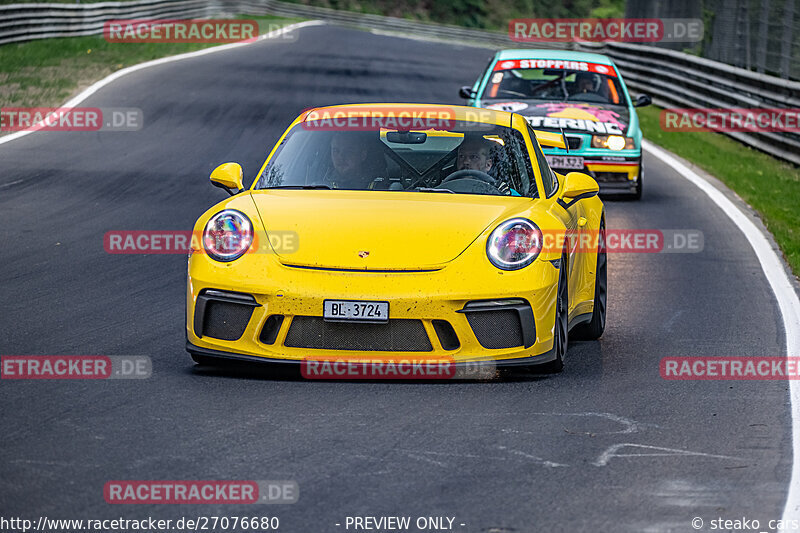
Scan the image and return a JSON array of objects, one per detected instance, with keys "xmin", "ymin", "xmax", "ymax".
[
  {"xmin": 448, "ymin": 135, "xmax": 511, "ymax": 194},
  {"xmin": 572, "ymin": 72, "xmax": 597, "ymax": 95}
]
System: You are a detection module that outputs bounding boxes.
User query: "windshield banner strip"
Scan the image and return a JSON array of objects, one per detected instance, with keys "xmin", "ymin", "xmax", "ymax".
[{"xmin": 493, "ymin": 59, "xmax": 617, "ymax": 77}]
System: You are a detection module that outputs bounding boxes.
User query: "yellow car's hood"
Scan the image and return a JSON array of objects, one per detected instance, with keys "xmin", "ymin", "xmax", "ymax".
[{"xmin": 249, "ymin": 190, "xmax": 532, "ymax": 270}]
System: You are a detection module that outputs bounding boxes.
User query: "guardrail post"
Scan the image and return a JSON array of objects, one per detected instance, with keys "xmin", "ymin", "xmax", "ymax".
[{"xmin": 780, "ymin": 0, "xmax": 795, "ymax": 78}]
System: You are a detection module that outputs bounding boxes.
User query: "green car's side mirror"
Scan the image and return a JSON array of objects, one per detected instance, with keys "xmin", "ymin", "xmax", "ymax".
[
  {"xmin": 634, "ymin": 94, "xmax": 652, "ymax": 107},
  {"xmin": 459, "ymin": 86, "xmax": 475, "ymax": 99}
]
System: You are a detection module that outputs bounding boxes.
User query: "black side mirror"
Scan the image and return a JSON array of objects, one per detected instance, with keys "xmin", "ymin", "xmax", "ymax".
[
  {"xmin": 634, "ymin": 94, "xmax": 652, "ymax": 107},
  {"xmin": 459, "ymin": 86, "xmax": 475, "ymax": 99}
]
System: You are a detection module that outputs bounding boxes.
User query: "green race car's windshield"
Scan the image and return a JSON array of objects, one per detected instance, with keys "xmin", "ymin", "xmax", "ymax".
[
  {"xmin": 256, "ymin": 121, "xmax": 539, "ymax": 197},
  {"xmin": 482, "ymin": 65, "xmax": 625, "ymax": 106}
]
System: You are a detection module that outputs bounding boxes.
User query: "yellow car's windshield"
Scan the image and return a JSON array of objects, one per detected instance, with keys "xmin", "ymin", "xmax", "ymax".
[{"xmin": 256, "ymin": 121, "xmax": 539, "ymax": 197}]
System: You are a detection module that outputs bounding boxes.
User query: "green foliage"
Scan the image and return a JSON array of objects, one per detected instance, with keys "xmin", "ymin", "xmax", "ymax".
[
  {"xmin": 0, "ymin": 16, "xmax": 299, "ymax": 109},
  {"xmin": 638, "ymin": 105, "xmax": 800, "ymax": 275},
  {"xmin": 285, "ymin": 0, "xmax": 626, "ymax": 29}
]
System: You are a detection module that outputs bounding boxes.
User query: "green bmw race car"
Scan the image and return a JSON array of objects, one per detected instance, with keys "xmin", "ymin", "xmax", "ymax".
[{"xmin": 460, "ymin": 49, "xmax": 651, "ymax": 199}]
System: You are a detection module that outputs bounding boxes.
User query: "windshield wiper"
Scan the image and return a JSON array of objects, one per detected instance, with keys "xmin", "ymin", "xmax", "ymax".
[
  {"xmin": 264, "ymin": 184, "xmax": 332, "ymax": 189},
  {"xmin": 415, "ymin": 187, "xmax": 455, "ymax": 193}
]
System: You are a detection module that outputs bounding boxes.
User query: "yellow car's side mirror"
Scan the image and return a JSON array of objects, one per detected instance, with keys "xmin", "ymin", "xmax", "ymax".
[
  {"xmin": 559, "ymin": 172, "xmax": 599, "ymax": 208},
  {"xmin": 210, "ymin": 162, "xmax": 244, "ymax": 195}
]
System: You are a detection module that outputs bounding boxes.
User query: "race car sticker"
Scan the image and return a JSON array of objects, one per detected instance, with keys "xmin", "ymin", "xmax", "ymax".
[
  {"xmin": 485, "ymin": 102, "xmax": 530, "ymax": 112},
  {"xmin": 493, "ymin": 59, "xmax": 618, "ymax": 77},
  {"xmin": 526, "ymin": 116, "xmax": 623, "ymax": 134},
  {"xmin": 524, "ymin": 103, "xmax": 627, "ymax": 134}
]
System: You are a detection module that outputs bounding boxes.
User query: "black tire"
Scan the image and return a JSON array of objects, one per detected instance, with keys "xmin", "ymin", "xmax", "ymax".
[
  {"xmin": 571, "ymin": 219, "xmax": 607, "ymax": 340},
  {"xmin": 632, "ymin": 162, "xmax": 643, "ymax": 200},
  {"xmin": 537, "ymin": 254, "xmax": 568, "ymax": 373}
]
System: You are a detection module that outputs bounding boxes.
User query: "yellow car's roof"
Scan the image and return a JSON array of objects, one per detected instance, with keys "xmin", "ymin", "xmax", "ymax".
[
  {"xmin": 296, "ymin": 103, "xmax": 566, "ymax": 149},
  {"xmin": 301, "ymin": 103, "xmax": 513, "ymax": 127}
]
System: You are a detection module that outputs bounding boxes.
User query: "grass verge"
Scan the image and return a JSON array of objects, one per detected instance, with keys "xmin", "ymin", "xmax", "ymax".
[
  {"xmin": 0, "ymin": 15, "xmax": 302, "ymax": 112},
  {"xmin": 638, "ymin": 104, "xmax": 800, "ymax": 276}
]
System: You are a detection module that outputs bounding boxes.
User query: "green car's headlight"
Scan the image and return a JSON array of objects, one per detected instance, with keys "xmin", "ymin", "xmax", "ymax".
[
  {"xmin": 202, "ymin": 209, "xmax": 253, "ymax": 262},
  {"xmin": 592, "ymin": 135, "xmax": 635, "ymax": 151}
]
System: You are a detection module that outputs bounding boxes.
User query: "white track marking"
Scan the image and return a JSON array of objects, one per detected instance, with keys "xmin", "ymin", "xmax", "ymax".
[
  {"xmin": 593, "ymin": 443, "xmax": 741, "ymax": 467},
  {"xmin": 495, "ymin": 446, "xmax": 568, "ymax": 468},
  {"xmin": 644, "ymin": 140, "xmax": 800, "ymax": 529},
  {"xmin": 0, "ymin": 20, "xmax": 325, "ymax": 147},
  {"xmin": 500, "ymin": 411, "xmax": 649, "ymax": 435}
]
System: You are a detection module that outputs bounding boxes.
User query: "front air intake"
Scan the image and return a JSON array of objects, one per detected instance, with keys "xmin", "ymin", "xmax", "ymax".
[
  {"xmin": 259, "ymin": 315, "xmax": 285, "ymax": 345},
  {"xmin": 432, "ymin": 320, "xmax": 460, "ymax": 351},
  {"xmin": 459, "ymin": 299, "xmax": 535, "ymax": 349},
  {"xmin": 194, "ymin": 290, "xmax": 260, "ymax": 341},
  {"xmin": 284, "ymin": 316, "xmax": 433, "ymax": 352}
]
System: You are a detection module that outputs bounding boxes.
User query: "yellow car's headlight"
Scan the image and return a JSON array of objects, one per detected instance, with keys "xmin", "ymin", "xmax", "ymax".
[
  {"xmin": 486, "ymin": 218, "xmax": 543, "ymax": 270},
  {"xmin": 202, "ymin": 209, "xmax": 253, "ymax": 262},
  {"xmin": 591, "ymin": 135, "xmax": 635, "ymax": 151}
]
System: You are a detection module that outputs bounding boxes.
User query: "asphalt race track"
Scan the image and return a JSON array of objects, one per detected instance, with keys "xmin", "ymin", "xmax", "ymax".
[{"xmin": 0, "ymin": 24, "xmax": 792, "ymax": 532}]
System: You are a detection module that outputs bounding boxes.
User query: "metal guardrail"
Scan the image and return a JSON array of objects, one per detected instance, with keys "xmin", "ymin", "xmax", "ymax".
[
  {"xmin": 1, "ymin": 0, "xmax": 798, "ymax": 166},
  {"xmin": 0, "ymin": 0, "xmax": 522, "ymax": 47},
  {"xmin": 0, "ymin": 1, "xmax": 217, "ymax": 45},
  {"xmin": 253, "ymin": 0, "xmax": 527, "ymax": 48},
  {"xmin": 580, "ymin": 42, "xmax": 800, "ymax": 166}
]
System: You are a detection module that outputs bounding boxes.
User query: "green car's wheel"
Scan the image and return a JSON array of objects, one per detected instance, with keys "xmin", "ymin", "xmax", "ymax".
[{"xmin": 633, "ymin": 161, "xmax": 643, "ymax": 200}]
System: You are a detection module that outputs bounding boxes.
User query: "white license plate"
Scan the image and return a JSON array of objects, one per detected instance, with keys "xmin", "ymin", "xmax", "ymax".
[
  {"xmin": 546, "ymin": 155, "xmax": 585, "ymax": 170},
  {"xmin": 323, "ymin": 300, "xmax": 389, "ymax": 323}
]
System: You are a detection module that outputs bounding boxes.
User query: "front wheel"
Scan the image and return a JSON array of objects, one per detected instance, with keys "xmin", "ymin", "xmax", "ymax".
[
  {"xmin": 537, "ymin": 255, "xmax": 568, "ymax": 373},
  {"xmin": 571, "ymin": 219, "xmax": 607, "ymax": 340}
]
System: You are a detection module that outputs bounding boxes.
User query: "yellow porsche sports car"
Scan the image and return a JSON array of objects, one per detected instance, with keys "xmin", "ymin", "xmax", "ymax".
[{"xmin": 186, "ymin": 103, "xmax": 605, "ymax": 373}]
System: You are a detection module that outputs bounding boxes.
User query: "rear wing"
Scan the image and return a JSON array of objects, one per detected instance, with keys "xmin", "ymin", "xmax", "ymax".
[{"xmin": 533, "ymin": 129, "xmax": 567, "ymax": 150}]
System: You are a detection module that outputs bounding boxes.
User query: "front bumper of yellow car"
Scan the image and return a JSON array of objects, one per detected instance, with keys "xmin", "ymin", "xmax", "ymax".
[{"xmin": 185, "ymin": 248, "xmax": 564, "ymax": 368}]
